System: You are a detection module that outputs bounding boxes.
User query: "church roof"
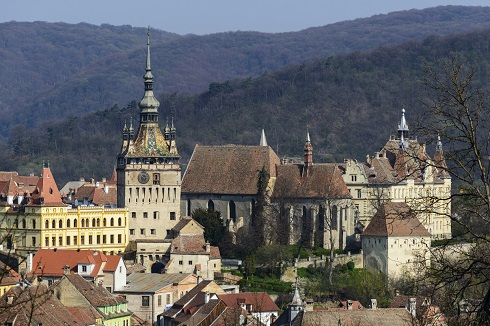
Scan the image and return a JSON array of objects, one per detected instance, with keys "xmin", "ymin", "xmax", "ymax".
[
  {"xmin": 182, "ymin": 145, "xmax": 281, "ymax": 195},
  {"xmin": 272, "ymin": 164, "xmax": 350, "ymax": 199},
  {"xmin": 362, "ymin": 202, "xmax": 431, "ymax": 237}
]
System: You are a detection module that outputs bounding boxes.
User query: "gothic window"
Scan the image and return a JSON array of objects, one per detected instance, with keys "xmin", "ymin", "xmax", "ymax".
[
  {"xmin": 331, "ymin": 206, "xmax": 338, "ymax": 231},
  {"xmin": 229, "ymin": 201, "xmax": 236, "ymax": 222},
  {"xmin": 208, "ymin": 200, "xmax": 215, "ymax": 211},
  {"xmin": 319, "ymin": 205, "xmax": 325, "ymax": 230}
]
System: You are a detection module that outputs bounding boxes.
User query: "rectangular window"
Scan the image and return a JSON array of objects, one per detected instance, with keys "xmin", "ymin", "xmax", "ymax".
[
  {"xmin": 153, "ymin": 211, "xmax": 158, "ymax": 219},
  {"xmin": 166, "ymin": 229, "xmax": 171, "ymax": 236},
  {"xmin": 82, "ymin": 265, "xmax": 87, "ymax": 273},
  {"xmin": 143, "ymin": 212, "xmax": 148, "ymax": 219},
  {"xmin": 130, "ymin": 229, "xmax": 135, "ymax": 235},
  {"xmin": 170, "ymin": 212, "xmax": 176, "ymax": 220},
  {"xmin": 110, "ymin": 235, "xmax": 114, "ymax": 244},
  {"xmin": 81, "ymin": 235, "xmax": 85, "ymax": 245},
  {"xmin": 32, "ymin": 237, "xmax": 36, "ymax": 246},
  {"xmin": 151, "ymin": 229, "xmax": 156, "ymax": 235},
  {"xmin": 131, "ymin": 212, "xmax": 136, "ymax": 218},
  {"xmin": 351, "ymin": 175, "xmax": 357, "ymax": 182},
  {"xmin": 103, "ymin": 235, "xmax": 107, "ymax": 243},
  {"xmin": 66, "ymin": 236, "xmax": 70, "ymax": 246},
  {"xmin": 58, "ymin": 237, "xmax": 62, "ymax": 246},
  {"xmin": 74, "ymin": 236, "xmax": 78, "ymax": 245},
  {"xmin": 158, "ymin": 295, "xmax": 162, "ymax": 307},
  {"xmin": 179, "ymin": 260, "xmax": 183, "ymax": 265},
  {"xmin": 97, "ymin": 235, "xmax": 101, "ymax": 244},
  {"xmin": 142, "ymin": 296, "xmax": 150, "ymax": 307},
  {"xmin": 140, "ymin": 229, "xmax": 145, "ymax": 235},
  {"xmin": 357, "ymin": 189, "xmax": 362, "ymax": 199},
  {"xmin": 89, "ymin": 235, "xmax": 93, "ymax": 245},
  {"xmin": 166, "ymin": 294, "xmax": 171, "ymax": 305},
  {"xmin": 118, "ymin": 234, "xmax": 122, "ymax": 243},
  {"xmin": 45, "ymin": 237, "xmax": 49, "ymax": 246},
  {"xmin": 153, "ymin": 173, "xmax": 160, "ymax": 185},
  {"xmin": 188, "ymin": 260, "xmax": 192, "ymax": 265},
  {"xmin": 52, "ymin": 237, "xmax": 56, "ymax": 246}
]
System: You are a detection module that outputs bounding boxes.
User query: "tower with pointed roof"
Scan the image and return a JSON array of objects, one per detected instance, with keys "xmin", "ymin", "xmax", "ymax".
[{"xmin": 117, "ymin": 29, "xmax": 181, "ymax": 243}]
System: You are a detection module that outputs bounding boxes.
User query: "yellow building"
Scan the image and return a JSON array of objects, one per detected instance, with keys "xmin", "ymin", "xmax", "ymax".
[{"xmin": 0, "ymin": 166, "xmax": 128, "ymax": 256}]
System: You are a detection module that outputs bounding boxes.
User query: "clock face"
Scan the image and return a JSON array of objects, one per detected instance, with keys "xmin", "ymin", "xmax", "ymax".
[{"xmin": 138, "ymin": 172, "xmax": 150, "ymax": 184}]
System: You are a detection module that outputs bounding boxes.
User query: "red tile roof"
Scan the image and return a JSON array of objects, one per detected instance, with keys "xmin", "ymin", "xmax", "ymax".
[
  {"xmin": 362, "ymin": 202, "xmax": 431, "ymax": 237},
  {"xmin": 63, "ymin": 274, "xmax": 127, "ymax": 307},
  {"xmin": 218, "ymin": 292, "xmax": 280, "ymax": 312},
  {"xmin": 273, "ymin": 164, "xmax": 351, "ymax": 199},
  {"xmin": 31, "ymin": 248, "xmax": 108, "ymax": 277},
  {"xmin": 182, "ymin": 145, "xmax": 281, "ymax": 195},
  {"xmin": 103, "ymin": 255, "xmax": 122, "ymax": 272},
  {"xmin": 30, "ymin": 167, "xmax": 64, "ymax": 206}
]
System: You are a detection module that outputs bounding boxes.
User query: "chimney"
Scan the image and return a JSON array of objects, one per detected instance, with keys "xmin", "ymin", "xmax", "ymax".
[
  {"xmin": 80, "ymin": 177, "xmax": 85, "ymax": 182},
  {"xmin": 347, "ymin": 300, "xmax": 353, "ymax": 310},
  {"xmin": 104, "ymin": 184, "xmax": 109, "ymax": 194},
  {"xmin": 205, "ymin": 243, "xmax": 210, "ymax": 252},
  {"xmin": 204, "ymin": 291, "xmax": 210, "ymax": 304},
  {"xmin": 6, "ymin": 293, "xmax": 14, "ymax": 305},
  {"xmin": 102, "ymin": 178, "xmax": 107, "ymax": 183},
  {"xmin": 408, "ymin": 298, "xmax": 416, "ymax": 316},
  {"xmin": 63, "ymin": 265, "xmax": 70, "ymax": 275},
  {"xmin": 371, "ymin": 299, "xmax": 377, "ymax": 310}
]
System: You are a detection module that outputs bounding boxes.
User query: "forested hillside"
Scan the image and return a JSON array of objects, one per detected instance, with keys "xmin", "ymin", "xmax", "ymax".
[
  {"xmin": 4, "ymin": 27, "xmax": 490, "ymax": 186},
  {"xmin": 2, "ymin": 6, "xmax": 490, "ymax": 134}
]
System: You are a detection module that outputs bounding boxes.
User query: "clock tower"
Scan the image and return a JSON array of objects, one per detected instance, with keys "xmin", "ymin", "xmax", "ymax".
[{"xmin": 117, "ymin": 29, "xmax": 181, "ymax": 243}]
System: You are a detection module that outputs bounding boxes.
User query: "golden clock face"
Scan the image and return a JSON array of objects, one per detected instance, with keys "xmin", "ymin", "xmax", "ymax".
[{"xmin": 138, "ymin": 172, "xmax": 150, "ymax": 184}]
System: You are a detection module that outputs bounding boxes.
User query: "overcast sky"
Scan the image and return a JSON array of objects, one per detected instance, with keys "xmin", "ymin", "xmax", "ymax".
[{"xmin": 2, "ymin": 1, "xmax": 489, "ymax": 35}]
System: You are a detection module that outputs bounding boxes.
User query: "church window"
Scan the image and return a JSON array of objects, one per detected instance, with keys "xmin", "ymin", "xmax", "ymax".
[
  {"xmin": 331, "ymin": 206, "xmax": 338, "ymax": 230},
  {"xmin": 229, "ymin": 201, "xmax": 236, "ymax": 222},
  {"xmin": 208, "ymin": 200, "xmax": 215, "ymax": 211},
  {"xmin": 187, "ymin": 199, "xmax": 192, "ymax": 216},
  {"xmin": 52, "ymin": 220, "xmax": 55, "ymax": 228},
  {"xmin": 110, "ymin": 218, "xmax": 114, "ymax": 226},
  {"xmin": 59, "ymin": 220, "xmax": 63, "ymax": 228},
  {"xmin": 153, "ymin": 173, "xmax": 160, "ymax": 185},
  {"xmin": 45, "ymin": 220, "xmax": 49, "ymax": 229},
  {"xmin": 170, "ymin": 212, "xmax": 176, "ymax": 220}
]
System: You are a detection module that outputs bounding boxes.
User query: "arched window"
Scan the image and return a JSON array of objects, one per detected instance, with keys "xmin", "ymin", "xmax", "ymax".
[
  {"xmin": 82, "ymin": 219, "xmax": 85, "ymax": 227},
  {"xmin": 187, "ymin": 199, "xmax": 191, "ymax": 216},
  {"xmin": 208, "ymin": 200, "xmax": 215, "ymax": 212},
  {"xmin": 331, "ymin": 206, "xmax": 338, "ymax": 231},
  {"xmin": 85, "ymin": 219, "xmax": 89, "ymax": 227},
  {"xmin": 45, "ymin": 220, "xmax": 49, "ymax": 229},
  {"xmin": 118, "ymin": 218, "xmax": 122, "ymax": 226},
  {"xmin": 67, "ymin": 219, "xmax": 71, "ymax": 228},
  {"xmin": 110, "ymin": 218, "xmax": 114, "ymax": 226},
  {"xmin": 22, "ymin": 219, "xmax": 26, "ymax": 229},
  {"xmin": 319, "ymin": 205, "xmax": 325, "ymax": 231},
  {"xmin": 59, "ymin": 220, "xmax": 63, "ymax": 228},
  {"xmin": 229, "ymin": 201, "xmax": 236, "ymax": 222},
  {"xmin": 74, "ymin": 219, "xmax": 77, "ymax": 227},
  {"xmin": 32, "ymin": 220, "xmax": 36, "ymax": 229},
  {"xmin": 52, "ymin": 220, "xmax": 55, "ymax": 228},
  {"xmin": 92, "ymin": 219, "xmax": 96, "ymax": 227},
  {"xmin": 97, "ymin": 218, "xmax": 100, "ymax": 227}
]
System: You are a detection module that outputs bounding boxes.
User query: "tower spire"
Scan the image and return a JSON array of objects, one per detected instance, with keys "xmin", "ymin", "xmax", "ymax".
[
  {"xmin": 259, "ymin": 129, "xmax": 268, "ymax": 146},
  {"xmin": 398, "ymin": 108, "xmax": 409, "ymax": 140},
  {"xmin": 436, "ymin": 134, "xmax": 443, "ymax": 150},
  {"xmin": 138, "ymin": 27, "xmax": 160, "ymax": 119},
  {"xmin": 303, "ymin": 128, "xmax": 313, "ymax": 175}
]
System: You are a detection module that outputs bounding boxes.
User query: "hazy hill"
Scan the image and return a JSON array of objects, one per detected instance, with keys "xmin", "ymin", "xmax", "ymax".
[
  {"xmin": 5, "ymin": 27, "xmax": 490, "ymax": 186},
  {"xmin": 2, "ymin": 5, "xmax": 490, "ymax": 134}
]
